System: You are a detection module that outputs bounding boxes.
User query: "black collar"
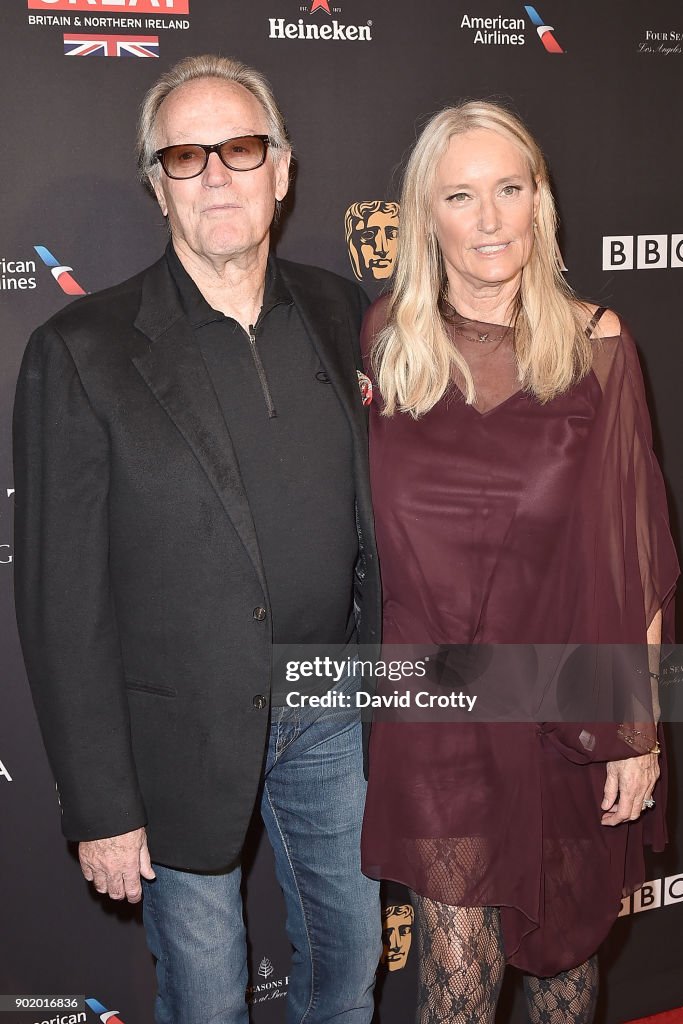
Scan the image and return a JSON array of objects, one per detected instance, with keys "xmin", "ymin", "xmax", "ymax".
[{"xmin": 165, "ymin": 242, "xmax": 293, "ymax": 329}]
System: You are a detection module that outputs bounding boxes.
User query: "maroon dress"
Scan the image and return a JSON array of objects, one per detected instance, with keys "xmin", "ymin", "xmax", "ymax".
[{"xmin": 360, "ymin": 296, "xmax": 679, "ymax": 976}]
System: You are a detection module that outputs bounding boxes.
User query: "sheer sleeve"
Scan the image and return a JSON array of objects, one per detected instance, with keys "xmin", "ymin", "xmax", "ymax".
[
  {"xmin": 360, "ymin": 293, "xmax": 391, "ymax": 371},
  {"xmin": 587, "ymin": 323, "xmax": 678, "ymax": 641},
  {"xmin": 518, "ymin": 320, "xmax": 680, "ymax": 767},
  {"xmin": 544, "ymin": 325, "xmax": 680, "ymax": 762},
  {"xmin": 620, "ymin": 325, "xmax": 679, "ymax": 633}
]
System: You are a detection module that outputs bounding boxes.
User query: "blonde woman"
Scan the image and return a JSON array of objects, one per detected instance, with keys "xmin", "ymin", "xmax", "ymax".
[{"xmin": 360, "ymin": 102, "xmax": 678, "ymax": 1023}]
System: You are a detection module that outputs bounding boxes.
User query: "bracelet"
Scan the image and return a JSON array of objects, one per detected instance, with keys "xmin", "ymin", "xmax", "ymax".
[
  {"xmin": 617, "ymin": 726, "xmax": 661, "ymax": 755},
  {"xmin": 635, "ymin": 667, "xmax": 661, "ymax": 680}
]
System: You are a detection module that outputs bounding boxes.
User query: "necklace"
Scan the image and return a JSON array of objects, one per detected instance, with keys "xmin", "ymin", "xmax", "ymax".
[
  {"xmin": 441, "ymin": 298, "xmax": 512, "ymax": 345},
  {"xmin": 452, "ymin": 325, "xmax": 495, "ymax": 345}
]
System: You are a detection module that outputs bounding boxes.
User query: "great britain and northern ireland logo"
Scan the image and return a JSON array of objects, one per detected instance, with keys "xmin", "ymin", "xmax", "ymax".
[
  {"xmin": 27, "ymin": 0, "xmax": 189, "ymax": 11},
  {"xmin": 26, "ymin": 0, "xmax": 190, "ymax": 56},
  {"xmin": 63, "ymin": 33, "xmax": 159, "ymax": 56}
]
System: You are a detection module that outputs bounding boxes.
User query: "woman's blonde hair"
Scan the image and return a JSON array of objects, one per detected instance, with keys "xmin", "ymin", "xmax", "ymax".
[{"xmin": 373, "ymin": 100, "xmax": 592, "ymax": 417}]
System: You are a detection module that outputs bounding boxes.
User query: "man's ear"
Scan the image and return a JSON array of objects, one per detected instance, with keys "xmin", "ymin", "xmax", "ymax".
[
  {"xmin": 151, "ymin": 174, "xmax": 168, "ymax": 218},
  {"xmin": 274, "ymin": 150, "xmax": 292, "ymax": 203}
]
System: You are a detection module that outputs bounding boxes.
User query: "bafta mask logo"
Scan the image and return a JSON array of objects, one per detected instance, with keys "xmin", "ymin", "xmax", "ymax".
[
  {"xmin": 381, "ymin": 903, "xmax": 414, "ymax": 971},
  {"xmin": 345, "ymin": 201, "xmax": 400, "ymax": 282}
]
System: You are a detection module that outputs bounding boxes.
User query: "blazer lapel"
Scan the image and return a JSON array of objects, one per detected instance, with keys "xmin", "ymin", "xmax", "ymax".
[
  {"xmin": 281, "ymin": 270, "xmax": 367, "ymax": 453},
  {"xmin": 132, "ymin": 258, "xmax": 268, "ymax": 598}
]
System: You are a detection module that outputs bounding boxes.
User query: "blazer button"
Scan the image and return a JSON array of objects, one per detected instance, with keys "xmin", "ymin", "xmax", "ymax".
[
  {"xmin": 253, "ymin": 694, "xmax": 268, "ymax": 710},
  {"xmin": 253, "ymin": 606, "xmax": 267, "ymax": 621}
]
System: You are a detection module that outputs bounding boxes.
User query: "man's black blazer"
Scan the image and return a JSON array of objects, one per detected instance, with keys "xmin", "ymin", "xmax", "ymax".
[{"xmin": 13, "ymin": 253, "xmax": 381, "ymax": 871}]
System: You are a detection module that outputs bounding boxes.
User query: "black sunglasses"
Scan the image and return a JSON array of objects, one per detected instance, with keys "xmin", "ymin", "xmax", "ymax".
[{"xmin": 154, "ymin": 134, "xmax": 274, "ymax": 180}]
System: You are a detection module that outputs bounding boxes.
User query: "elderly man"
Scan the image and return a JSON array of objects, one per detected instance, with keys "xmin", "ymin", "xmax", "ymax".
[{"xmin": 13, "ymin": 55, "xmax": 380, "ymax": 1024}]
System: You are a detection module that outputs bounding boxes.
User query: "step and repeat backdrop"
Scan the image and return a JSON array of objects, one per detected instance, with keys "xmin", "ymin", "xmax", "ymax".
[{"xmin": 2, "ymin": 1, "xmax": 683, "ymax": 1022}]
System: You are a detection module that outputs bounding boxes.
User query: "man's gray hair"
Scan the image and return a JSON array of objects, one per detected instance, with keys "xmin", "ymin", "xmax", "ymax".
[{"xmin": 136, "ymin": 54, "xmax": 291, "ymax": 192}]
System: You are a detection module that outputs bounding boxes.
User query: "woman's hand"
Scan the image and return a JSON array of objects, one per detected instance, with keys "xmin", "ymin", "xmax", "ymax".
[{"xmin": 601, "ymin": 753, "xmax": 659, "ymax": 825}]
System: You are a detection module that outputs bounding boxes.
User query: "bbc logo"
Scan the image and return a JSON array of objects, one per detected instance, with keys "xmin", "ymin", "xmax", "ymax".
[
  {"xmin": 618, "ymin": 874, "xmax": 683, "ymax": 916},
  {"xmin": 603, "ymin": 234, "xmax": 683, "ymax": 270}
]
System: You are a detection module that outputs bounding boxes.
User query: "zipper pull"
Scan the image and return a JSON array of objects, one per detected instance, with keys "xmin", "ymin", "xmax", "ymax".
[{"xmin": 247, "ymin": 324, "xmax": 277, "ymax": 419}]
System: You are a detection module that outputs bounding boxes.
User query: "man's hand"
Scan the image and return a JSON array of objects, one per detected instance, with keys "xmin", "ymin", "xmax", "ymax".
[
  {"xmin": 601, "ymin": 753, "xmax": 659, "ymax": 826},
  {"xmin": 79, "ymin": 827, "xmax": 155, "ymax": 903}
]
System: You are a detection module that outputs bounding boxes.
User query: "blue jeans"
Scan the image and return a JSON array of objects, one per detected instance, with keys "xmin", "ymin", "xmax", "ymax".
[{"xmin": 142, "ymin": 675, "xmax": 380, "ymax": 1024}]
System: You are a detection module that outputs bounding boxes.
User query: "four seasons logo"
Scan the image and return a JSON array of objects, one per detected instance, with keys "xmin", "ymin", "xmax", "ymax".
[
  {"xmin": 258, "ymin": 958, "xmax": 274, "ymax": 979},
  {"xmin": 247, "ymin": 957, "xmax": 289, "ymax": 1004}
]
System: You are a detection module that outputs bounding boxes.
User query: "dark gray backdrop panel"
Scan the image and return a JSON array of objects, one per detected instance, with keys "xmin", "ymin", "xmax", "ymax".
[{"xmin": 2, "ymin": 2, "xmax": 682, "ymax": 1021}]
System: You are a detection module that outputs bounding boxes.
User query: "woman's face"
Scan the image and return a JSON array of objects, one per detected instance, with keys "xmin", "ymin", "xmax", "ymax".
[{"xmin": 430, "ymin": 128, "xmax": 540, "ymax": 299}]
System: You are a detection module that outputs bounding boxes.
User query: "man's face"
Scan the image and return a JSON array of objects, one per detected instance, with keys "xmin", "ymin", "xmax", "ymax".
[
  {"xmin": 355, "ymin": 210, "xmax": 399, "ymax": 279},
  {"xmin": 151, "ymin": 78, "xmax": 290, "ymax": 265},
  {"xmin": 381, "ymin": 905, "xmax": 414, "ymax": 971}
]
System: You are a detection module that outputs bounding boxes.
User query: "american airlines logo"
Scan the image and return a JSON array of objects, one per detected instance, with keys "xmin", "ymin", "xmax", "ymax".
[
  {"xmin": 85, "ymin": 998, "xmax": 126, "ymax": 1022},
  {"xmin": 0, "ymin": 255, "xmax": 37, "ymax": 292},
  {"xmin": 34, "ymin": 245, "xmax": 87, "ymax": 295},
  {"xmin": 458, "ymin": 4, "xmax": 563, "ymax": 50},
  {"xmin": 524, "ymin": 5, "xmax": 564, "ymax": 52}
]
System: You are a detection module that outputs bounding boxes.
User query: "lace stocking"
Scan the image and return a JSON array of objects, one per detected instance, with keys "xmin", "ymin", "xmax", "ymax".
[
  {"xmin": 414, "ymin": 897, "xmax": 505, "ymax": 1024},
  {"xmin": 523, "ymin": 956, "xmax": 598, "ymax": 1024}
]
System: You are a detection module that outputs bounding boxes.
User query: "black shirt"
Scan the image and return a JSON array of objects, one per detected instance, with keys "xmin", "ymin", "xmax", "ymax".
[{"xmin": 166, "ymin": 245, "xmax": 358, "ymax": 699}]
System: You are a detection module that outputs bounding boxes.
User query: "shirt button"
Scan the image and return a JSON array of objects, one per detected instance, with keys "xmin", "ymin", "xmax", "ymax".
[
  {"xmin": 253, "ymin": 694, "xmax": 268, "ymax": 710},
  {"xmin": 253, "ymin": 606, "xmax": 267, "ymax": 621}
]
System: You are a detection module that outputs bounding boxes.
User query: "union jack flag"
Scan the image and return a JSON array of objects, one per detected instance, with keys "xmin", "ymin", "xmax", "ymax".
[{"xmin": 63, "ymin": 34, "xmax": 159, "ymax": 57}]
